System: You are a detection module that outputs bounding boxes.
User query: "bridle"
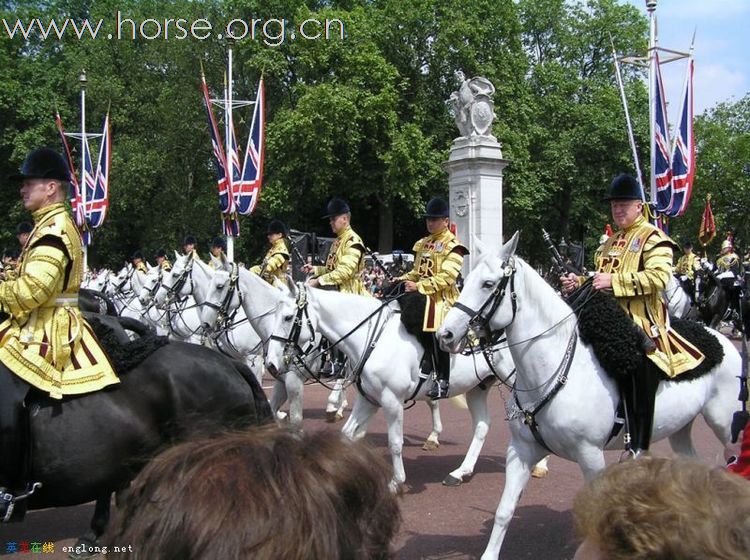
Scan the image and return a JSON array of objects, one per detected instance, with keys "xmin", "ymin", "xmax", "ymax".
[
  {"xmin": 452, "ymin": 258, "xmax": 517, "ymax": 339},
  {"xmin": 268, "ymin": 285, "xmax": 321, "ymax": 378}
]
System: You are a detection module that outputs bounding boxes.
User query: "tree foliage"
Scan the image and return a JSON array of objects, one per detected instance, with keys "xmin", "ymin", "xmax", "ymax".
[{"xmin": 0, "ymin": 0, "xmax": 744, "ymax": 270}]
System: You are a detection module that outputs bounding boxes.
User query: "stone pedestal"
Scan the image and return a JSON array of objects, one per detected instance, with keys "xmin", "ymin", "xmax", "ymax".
[{"xmin": 443, "ymin": 135, "xmax": 509, "ymax": 273}]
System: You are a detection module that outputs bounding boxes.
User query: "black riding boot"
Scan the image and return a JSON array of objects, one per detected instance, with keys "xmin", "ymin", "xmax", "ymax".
[
  {"xmin": 622, "ymin": 360, "xmax": 660, "ymax": 456},
  {"xmin": 426, "ymin": 334, "xmax": 451, "ymax": 400},
  {"xmin": 0, "ymin": 363, "xmax": 31, "ymax": 521}
]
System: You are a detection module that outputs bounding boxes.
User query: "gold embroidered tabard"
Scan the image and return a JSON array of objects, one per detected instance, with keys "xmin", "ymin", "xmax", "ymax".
[
  {"xmin": 596, "ymin": 215, "xmax": 704, "ymax": 377},
  {"xmin": 313, "ymin": 226, "xmax": 369, "ymax": 296},
  {"xmin": 398, "ymin": 228, "xmax": 467, "ymax": 332},
  {"xmin": 250, "ymin": 238, "xmax": 290, "ymax": 287},
  {"xmin": 716, "ymin": 252, "xmax": 740, "ymax": 274},
  {"xmin": 159, "ymin": 258, "xmax": 172, "ymax": 272},
  {"xmin": 674, "ymin": 252, "xmax": 700, "ymax": 280},
  {"xmin": 0, "ymin": 203, "xmax": 119, "ymax": 399}
]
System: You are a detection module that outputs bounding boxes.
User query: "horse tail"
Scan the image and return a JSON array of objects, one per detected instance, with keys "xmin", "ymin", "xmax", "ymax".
[{"xmin": 231, "ymin": 359, "xmax": 274, "ymax": 423}]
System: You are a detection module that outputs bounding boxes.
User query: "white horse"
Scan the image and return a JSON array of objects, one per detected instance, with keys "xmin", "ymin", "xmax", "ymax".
[
  {"xmin": 264, "ymin": 284, "xmax": 528, "ymax": 489},
  {"xmin": 135, "ymin": 265, "xmax": 171, "ymax": 336},
  {"xmin": 199, "ymin": 266, "xmax": 356, "ymax": 428},
  {"xmin": 155, "ymin": 254, "xmax": 265, "ymax": 383},
  {"xmin": 153, "ymin": 254, "xmax": 208, "ymax": 344},
  {"xmin": 664, "ymin": 274, "xmax": 693, "ymax": 319},
  {"xmin": 105, "ymin": 265, "xmax": 151, "ymax": 325},
  {"xmin": 437, "ymin": 233, "xmax": 742, "ymax": 560}
]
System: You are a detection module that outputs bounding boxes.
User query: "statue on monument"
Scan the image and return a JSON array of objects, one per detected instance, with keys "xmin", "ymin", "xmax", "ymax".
[{"xmin": 447, "ymin": 70, "xmax": 497, "ymax": 138}]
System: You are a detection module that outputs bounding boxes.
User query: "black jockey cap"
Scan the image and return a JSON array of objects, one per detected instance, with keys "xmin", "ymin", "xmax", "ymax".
[
  {"xmin": 423, "ymin": 197, "xmax": 450, "ymax": 218},
  {"xmin": 211, "ymin": 236, "xmax": 226, "ymax": 251},
  {"xmin": 15, "ymin": 222, "xmax": 33, "ymax": 235},
  {"xmin": 155, "ymin": 248, "xmax": 168, "ymax": 259},
  {"xmin": 267, "ymin": 219, "xmax": 287, "ymax": 235},
  {"xmin": 603, "ymin": 174, "xmax": 643, "ymax": 201},
  {"xmin": 130, "ymin": 250, "xmax": 144, "ymax": 262},
  {"xmin": 322, "ymin": 198, "xmax": 351, "ymax": 219},
  {"xmin": 183, "ymin": 234, "xmax": 198, "ymax": 247},
  {"xmin": 9, "ymin": 147, "xmax": 70, "ymax": 183}
]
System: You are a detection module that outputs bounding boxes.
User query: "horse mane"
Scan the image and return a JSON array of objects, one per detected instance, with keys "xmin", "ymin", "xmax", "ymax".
[{"xmin": 86, "ymin": 314, "xmax": 170, "ymax": 375}]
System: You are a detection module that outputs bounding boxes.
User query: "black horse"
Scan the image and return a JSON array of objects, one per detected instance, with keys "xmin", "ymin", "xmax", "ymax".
[
  {"xmin": 693, "ymin": 267, "xmax": 750, "ymax": 335},
  {"xmin": 1, "ymin": 316, "xmax": 272, "ymax": 545}
]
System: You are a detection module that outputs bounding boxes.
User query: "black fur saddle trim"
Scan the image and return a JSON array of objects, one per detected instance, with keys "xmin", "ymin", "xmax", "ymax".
[
  {"xmin": 86, "ymin": 315, "xmax": 170, "ymax": 375},
  {"xmin": 666, "ymin": 318, "xmax": 724, "ymax": 382},
  {"xmin": 575, "ymin": 288, "xmax": 644, "ymax": 381},
  {"xmin": 574, "ymin": 288, "xmax": 724, "ymax": 383},
  {"xmin": 399, "ymin": 291, "xmax": 427, "ymax": 338}
]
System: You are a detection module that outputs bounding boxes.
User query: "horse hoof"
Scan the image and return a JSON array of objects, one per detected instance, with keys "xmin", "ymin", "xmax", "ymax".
[
  {"xmin": 69, "ymin": 537, "xmax": 100, "ymax": 559},
  {"xmin": 276, "ymin": 410, "xmax": 288, "ymax": 421},
  {"xmin": 422, "ymin": 439, "xmax": 440, "ymax": 451},
  {"xmin": 325, "ymin": 411, "xmax": 337, "ymax": 423},
  {"xmin": 442, "ymin": 474, "xmax": 463, "ymax": 487},
  {"xmin": 334, "ymin": 411, "xmax": 346, "ymax": 422},
  {"xmin": 531, "ymin": 466, "xmax": 549, "ymax": 479}
]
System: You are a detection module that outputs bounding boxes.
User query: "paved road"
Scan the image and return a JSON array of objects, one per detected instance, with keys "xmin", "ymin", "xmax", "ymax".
[{"xmin": 0, "ymin": 380, "xmax": 731, "ymax": 559}]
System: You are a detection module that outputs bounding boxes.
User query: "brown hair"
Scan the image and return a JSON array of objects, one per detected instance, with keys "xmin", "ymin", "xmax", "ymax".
[
  {"xmin": 573, "ymin": 457, "xmax": 750, "ymax": 560},
  {"xmin": 107, "ymin": 425, "xmax": 400, "ymax": 559}
]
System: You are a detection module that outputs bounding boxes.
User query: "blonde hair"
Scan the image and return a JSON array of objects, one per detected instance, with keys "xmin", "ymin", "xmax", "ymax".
[{"xmin": 574, "ymin": 457, "xmax": 750, "ymax": 560}]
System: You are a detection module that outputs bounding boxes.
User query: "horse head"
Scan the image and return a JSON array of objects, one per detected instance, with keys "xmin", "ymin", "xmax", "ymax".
[
  {"xmin": 155, "ymin": 254, "xmax": 191, "ymax": 306},
  {"xmin": 200, "ymin": 268, "xmax": 241, "ymax": 332},
  {"xmin": 438, "ymin": 231, "xmax": 520, "ymax": 353},
  {"xmin": 265, "ymin": 284, "xmax": 317, "ymax": 377},
  {"xmin": 137, "ymin": 267, "xmax": 162, "ymax": 307}
]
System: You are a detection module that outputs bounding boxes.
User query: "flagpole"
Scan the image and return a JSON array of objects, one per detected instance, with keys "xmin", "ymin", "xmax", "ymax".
[
  {"xmin": 79, "ymin": 70, "xmax": 88, "ymax": 273},
  {"xmin": 226, "ymin": 47, "xmax": 235, "ymax": 263},
  {"xmin": 647, "ymin": 1, "xmax": 658, "ymax": 207},
  {"xmin": 610, "ymin": 35, "xmax": 646, "ymax": 201}
]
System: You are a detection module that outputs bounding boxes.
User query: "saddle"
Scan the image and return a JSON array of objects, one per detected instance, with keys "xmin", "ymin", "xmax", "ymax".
[
  {"xmin": 85, "ymin": 314, "xmax": 169, "ymax": 376},
  {"xmin": 574, "ymin": 288, "xmax": 723, "ymax": 383}
]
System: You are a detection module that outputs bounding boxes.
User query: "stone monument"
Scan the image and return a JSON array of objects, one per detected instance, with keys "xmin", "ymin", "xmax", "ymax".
[{"xmin": 443, "ymin": 71, "xmax": 508, "ymax": 273}]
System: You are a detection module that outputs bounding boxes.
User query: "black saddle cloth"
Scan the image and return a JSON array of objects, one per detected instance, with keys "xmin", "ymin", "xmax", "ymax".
[
  {"xmin": 573, "ymin": 286, "xmax": 723, "ymax": 383},
  {"xmin": 85, "ymin": 314, "xmax": 169, "ymax": 376}
]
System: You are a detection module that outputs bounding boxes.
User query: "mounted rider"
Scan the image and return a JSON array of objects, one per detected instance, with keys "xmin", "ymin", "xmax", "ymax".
[
  {"xmin": 250, "ymin": 219, "xmax": 290, "ymax": 287},
  {"xmin": 0, "ymin": 148, "xmax": 119, "ymax": 518},
  {"xmin": 182, "ymin": 234, "xmax": 202, "ymax": 262},
  {"xmin": 716, "ymin": 238, "xmax": 743, "ymax": 320},
  {"xmin": 208, "ymin": 236, "xmax": 228, "ymax": 270},
  {"xmin": 674, "ymin": 240, "xmax": 700, "ymax": 301},
  {"xmin": 130, "ymin": 250, "xmax": 148, "ymax": 277},
  {"xmin": 561, "ymin": 174, "xmax": 705, "ymax": 456},
  {"xmin": 396, "ymin": 197, "xmax": 468, "ymax": 400},
  {"xmin": 154, "ymin": 248, "xmax": 172, "ymax": 272},
  {"xmin": 303, "ymin": 198, "xmax": 369, "ymax": 377}
]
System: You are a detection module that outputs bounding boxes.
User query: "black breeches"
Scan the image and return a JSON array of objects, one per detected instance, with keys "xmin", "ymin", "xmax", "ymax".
[{"xmin": 0, "ymin": 363, "xmax": 30, "ymax": 487}]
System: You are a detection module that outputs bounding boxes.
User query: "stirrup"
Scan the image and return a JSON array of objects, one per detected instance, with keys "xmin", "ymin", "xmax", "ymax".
[
  {"xmin": 427, "ymin": 379, "xmax": 449, "ymax": 400},
  {"xmin": 0, "ymin": 482, "xmax": 42, "ymax": 523}
]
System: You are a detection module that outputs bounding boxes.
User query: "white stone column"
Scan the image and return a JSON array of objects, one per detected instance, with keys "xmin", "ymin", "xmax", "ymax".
[{"xmin": 443, "ymin": 135, "xmax": 509, "ymax": 273}]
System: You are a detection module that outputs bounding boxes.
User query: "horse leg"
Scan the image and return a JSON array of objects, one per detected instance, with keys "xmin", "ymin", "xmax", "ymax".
[
  {"xmin": 74, "ymin": 494, "xmax": 111, "ymax": 556},
  {"xmin": 422, "ymin": 399, "xmax": 442, "ymax": 451},
  {"xmin": 481, "ymin": 440, "xmax": 545, "ymax": 560},
  {"xmin": 443, "ymin": 385, "xmax": 490, "ymax": 486},
  {"xmin": 269, "ymin": 377, "xmax": 288, "ymax": 421},
  {"xmin": 668, "ymin": 420, "xmax": 698, "ymax": 457},
  {"xmin": 342, "ymin": 396, "xmax": 379, "ymax": 441},
  {"xmin": 326, "ymin": 378, "xmax": 347, "ymax": 423},
  {"xmin": 381, "ymin": 392, "xmax": 406, "ymax": 490}
]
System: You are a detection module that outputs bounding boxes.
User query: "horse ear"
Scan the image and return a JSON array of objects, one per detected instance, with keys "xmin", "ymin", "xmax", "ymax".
[
  {"xmin": 500, "ymin": 231, "xmax": 520, "ymax": 258},
  {"xmin": 472, "ymin": 235, "xmax": 489, "ymax": 259},
  {"xmin": 174, "ymin": 250, "xmax": 181, "ymax": 261}
]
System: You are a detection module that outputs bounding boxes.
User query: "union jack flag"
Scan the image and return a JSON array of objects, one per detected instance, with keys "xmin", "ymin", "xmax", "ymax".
[
  {"xmin": 54, "ymin": 110, "xmax": 84, "ymax": 228},
  {"xmin": 80, "ymin": 136, "xmax": 97, "ymax": 245},
  {"xmin": 200, "ymin": 73, "xmax": 233, "ymax": 217},
  {"xmin": 666, "ymin": 56, "xmax": 695, "ymax": 217},
  {"xmin": 236, "ymin": 78, "xmax": 265, "ymax": 215},
  {"xmin": 653, "ymin": 52, "xmax": 673, "ymax": 213},
  {"xmin": 88, "ymin": 112, "xmax": 111, "ymax": 230}
]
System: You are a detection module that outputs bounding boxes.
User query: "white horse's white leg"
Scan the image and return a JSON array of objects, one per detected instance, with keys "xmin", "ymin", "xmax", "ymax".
[
  {"xmin": 326, "ymin": 378, "xmax": 347, "ymax": 423},
  {"xmin": 422, "ymin": 400, "xmax": 442, "ymax": 451},
  {"xmin": 381, "ymin": 392, "xmax": 406, "ymax": 490},
  {"xmin": 481, "ymin": 441, "xmax": 544, "ymax": 560},
  {"xmin": 269, "ymin": 377, "xmax": 287, "ymax": 420},
  {"xmin": 443, "ymin": 385, "xmax": 490, "ymax": 485},
  {"xmin": 342, "ymin": 395, "xmax": 379, "ymax": 441},
  {"xmin": 668, "ymin": 420, "xmax": 697, "ymax": 457},
  {"xmin": 285, "ymin": 372, "xmax": 305, "ymax": 428}
]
